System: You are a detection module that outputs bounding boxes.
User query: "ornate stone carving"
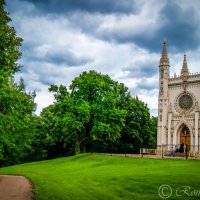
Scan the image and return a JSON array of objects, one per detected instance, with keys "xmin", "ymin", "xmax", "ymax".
[
  {"xmin": 179, "ymin": 94, "xmax": 193, "ymax": 110},
  {"xmin": 174, "ymin": 92, "xmax": 196, "ymax": 113}
]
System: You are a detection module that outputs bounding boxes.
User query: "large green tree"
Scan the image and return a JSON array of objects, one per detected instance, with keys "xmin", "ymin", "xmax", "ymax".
[
  {"xmin": 0, "ymin": 0, "xmax": 37, "ymax": 166},
  {"xmin": 49, "ymin": 71, "xmax": 129, "ymax": 154}
]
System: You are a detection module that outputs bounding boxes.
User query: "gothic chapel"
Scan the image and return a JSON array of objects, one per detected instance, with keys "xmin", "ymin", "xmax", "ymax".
[{"xmin": 157, "ymin": 37, "xmax": 200, "ymax": 152}]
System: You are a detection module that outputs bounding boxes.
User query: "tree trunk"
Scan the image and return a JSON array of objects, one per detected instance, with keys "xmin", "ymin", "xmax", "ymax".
[
  {"xmin": 75, "ymin": 134, "xmax": 81, "ymax": 154},
  {"xmin": 82, "ymin": 143, "xmax": 86, "ymax": 153}
]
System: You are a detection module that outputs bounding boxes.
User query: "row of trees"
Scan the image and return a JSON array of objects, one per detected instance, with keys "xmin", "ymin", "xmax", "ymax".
[{"xmin": 0, "ymin": 0, "xmax": 157, "ymax": 166}]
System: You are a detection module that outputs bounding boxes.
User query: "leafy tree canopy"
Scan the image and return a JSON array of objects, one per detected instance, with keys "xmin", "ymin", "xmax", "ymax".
[
  {"xmin": 121, "ymin": 97, "xmax": 156, "ymax": 150},
  {"xmin": 0, "ymin": 0, "xmax": 22, "ymax": 77},
  {"xmin": 49, "ymin": 70, "xmax": 130, "ymax": 154},
  {"xmin": 0, "ymin": 0, "xmax": 37, "ymax": 166},
  {"xmin": 0, "ymin": 77, "xmax": 36, "ymax": 166}
]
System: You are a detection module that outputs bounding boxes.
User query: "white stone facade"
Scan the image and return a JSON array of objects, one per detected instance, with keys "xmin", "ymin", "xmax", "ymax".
[{"xmin": 157, "ymin": 38, "xmax": 200, "ymax": 152}]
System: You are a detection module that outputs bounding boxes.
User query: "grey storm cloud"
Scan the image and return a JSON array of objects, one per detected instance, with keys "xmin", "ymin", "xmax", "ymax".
[
  {"xmin": 136, "ymin": 79, "xmax": 158, "ymax": 91},
  {"xmin": 160, "ymin": 1, "xmax": 199, "ymax": 51},
  {"xmin": 95, "ymin": 0, "xmax": 199, "ymax": 53},
  {"xmin": 130, "ymin": 1, "xmax": 199, "ymax": 52},
  {"xmin": 123, "ymin": 63, "xmax": 157, "ymax": 79},
  {"xmin": 13, "ymin": 0, "xmax": 200, "ymax": 54},
  {"xmin": 21, "ymin": 44, "xmax": 92, "ymax": 66},
  {"xmin": 18, "ymin": 0, "xmax": 136, "ymax": 14},
  {"xmin": 45, "ymin": 50, "xmax": 92, "ymax": 66}
]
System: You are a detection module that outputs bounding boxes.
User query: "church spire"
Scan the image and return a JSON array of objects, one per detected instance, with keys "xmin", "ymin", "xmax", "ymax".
[
  {"xmin": 160, "ymin": 35, "xmax": 169, "ymax": 66},
  {"xmin": 181, "ymin": 50, "xmax": 189, "ymax": 78}
]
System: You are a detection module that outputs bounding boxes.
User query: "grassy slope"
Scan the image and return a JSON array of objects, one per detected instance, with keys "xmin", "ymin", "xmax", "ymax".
[{"xmin": 0, "ymin": 154, "xmax": 199, "ymax": 200}]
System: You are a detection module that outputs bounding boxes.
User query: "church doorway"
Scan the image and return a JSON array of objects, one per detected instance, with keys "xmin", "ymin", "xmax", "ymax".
[{"xmin": 180, "ymin": 125, "xmax": 190, "ymax": 151}]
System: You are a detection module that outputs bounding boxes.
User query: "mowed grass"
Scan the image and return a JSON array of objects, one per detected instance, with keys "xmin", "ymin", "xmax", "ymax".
[{"xmin": 0, "ymin": 154, "xmax": 200, "ymax": 200}]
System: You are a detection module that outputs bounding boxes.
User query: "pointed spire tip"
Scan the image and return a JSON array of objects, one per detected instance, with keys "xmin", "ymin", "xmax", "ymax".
[
  {"xmin": 160, "ymin": 34, "xmax": 169, "ymax": 65},
  {"xmin": 164, "ymin": 34, "xmax": 166, "ymax": 43}
]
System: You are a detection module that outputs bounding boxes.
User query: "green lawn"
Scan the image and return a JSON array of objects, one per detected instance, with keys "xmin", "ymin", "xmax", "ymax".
[{"xmin": 0, "ymin": 154, "xmax": 199, "ymax": 200}]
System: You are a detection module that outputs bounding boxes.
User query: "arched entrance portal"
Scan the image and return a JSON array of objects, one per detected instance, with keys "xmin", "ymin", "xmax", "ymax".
[{"xmin": 180, "ymin": 125, "xmax": 190, "ymax": 151}]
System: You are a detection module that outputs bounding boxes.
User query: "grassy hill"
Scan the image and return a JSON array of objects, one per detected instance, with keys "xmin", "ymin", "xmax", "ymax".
[{"xmin": 0, "ymin": 154, "xmax": 199, "ymax": 200}]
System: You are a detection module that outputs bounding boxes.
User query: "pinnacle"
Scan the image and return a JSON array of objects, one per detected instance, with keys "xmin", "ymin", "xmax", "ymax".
[
  {"xmin": 181, "ymin": 50, "xmax": 189, "ymax": 77},
  {"xmin": 160, "ymin": 36, "xmax": 169, "ymax": 65}
]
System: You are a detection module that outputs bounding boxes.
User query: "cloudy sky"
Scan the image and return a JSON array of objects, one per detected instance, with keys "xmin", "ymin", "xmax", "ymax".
[{"xmin": 6, "ymin": 0, "xmax": 200, "ymax": 116}]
